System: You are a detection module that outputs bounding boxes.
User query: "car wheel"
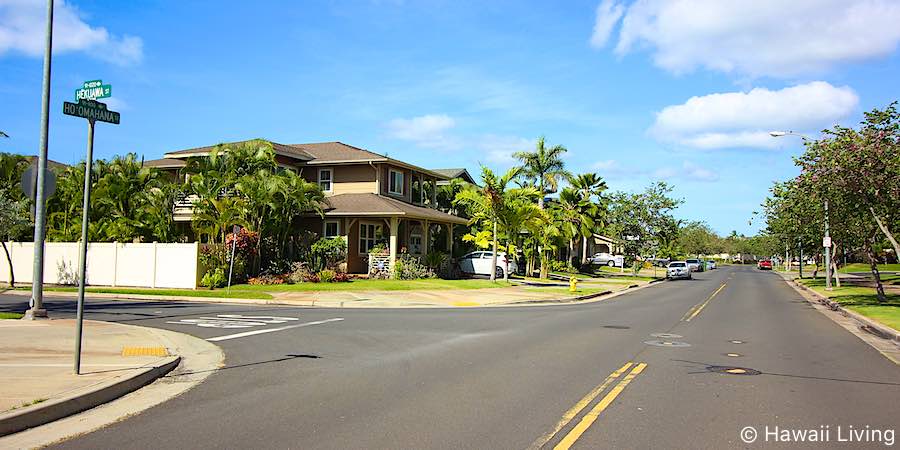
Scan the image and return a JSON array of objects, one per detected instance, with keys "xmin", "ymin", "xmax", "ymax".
[
  {"xmin": 607, "ymin": 260, "xmax": 615, "ymax": 267},
  {"xmin": 495, "ymin": 266, "xmax": 504, "ymax": 279}
]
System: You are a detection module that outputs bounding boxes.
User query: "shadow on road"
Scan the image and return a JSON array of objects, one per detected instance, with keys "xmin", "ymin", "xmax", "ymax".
[{"xmin": 174, "ymin": 354, "xmax": 321, "ymax": 377}]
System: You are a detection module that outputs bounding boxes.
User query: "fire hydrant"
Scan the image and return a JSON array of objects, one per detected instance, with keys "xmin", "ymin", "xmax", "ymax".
[{"xmin": 569, "ymin": 276, "xmax": 578, "ymax": 293}]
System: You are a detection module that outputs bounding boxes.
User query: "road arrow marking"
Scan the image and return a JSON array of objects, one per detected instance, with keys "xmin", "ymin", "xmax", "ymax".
[{"xmin": 206, "ymin": 318, "xmax": 344, "ymax": 342}]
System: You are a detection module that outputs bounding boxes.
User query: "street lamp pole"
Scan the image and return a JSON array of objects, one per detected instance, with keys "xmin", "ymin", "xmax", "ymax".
[
  {"xmin": 770, "ymin": 130, "xmax": 832, "ymax": 288},
  {"xmin": 25, "ymin": 0, "xmax": 54, "ymax": 320}
]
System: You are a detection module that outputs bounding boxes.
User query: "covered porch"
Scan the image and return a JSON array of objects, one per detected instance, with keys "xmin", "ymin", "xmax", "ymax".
[{"xmin": 320, "ymin": 193, "xmax": 469, "ymax": 274}]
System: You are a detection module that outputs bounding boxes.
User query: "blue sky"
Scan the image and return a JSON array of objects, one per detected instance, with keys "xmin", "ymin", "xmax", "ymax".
[{"xmin": 2, "ymin": 0, "xmax": 900, "ymax": 235}]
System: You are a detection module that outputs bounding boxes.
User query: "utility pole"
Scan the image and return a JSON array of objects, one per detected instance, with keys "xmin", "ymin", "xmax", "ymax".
[
  {"xmin": 24, "ymin": 0, "xmax": 54, "ymax": 320},
  {"xmin": 824, "ymin": 200, "xmax": 832, "ymax": 291}
]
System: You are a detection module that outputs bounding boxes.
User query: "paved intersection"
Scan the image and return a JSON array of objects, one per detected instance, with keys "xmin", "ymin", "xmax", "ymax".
[{"xmin": 2, "ymin": 266, "xmax": 898, "ymax": 449}]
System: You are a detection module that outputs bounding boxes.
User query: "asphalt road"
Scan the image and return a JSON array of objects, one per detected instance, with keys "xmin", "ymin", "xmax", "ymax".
[{"xmin": 2, "ymin": 265, "xmax": 898, "ymax": 449}]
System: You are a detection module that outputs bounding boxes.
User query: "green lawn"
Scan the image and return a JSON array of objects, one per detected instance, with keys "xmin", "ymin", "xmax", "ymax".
[
  {"xmin": 16, "ymin": 286, "xmax": 272, "ymax": 300},
  {"xmin": 799, "ymin": 278, "xmax": 900, "ymax": 331},
  {"xmin": 231, "ymin": 278, "xmax": 514, "ymax": 292},
  {"xmin": 838, "ymin": 263, "xmax": 900, "ymax": 273},
  {"xmin": 0, "ymin": 312, "xmax": 24, "ymax": 319}
]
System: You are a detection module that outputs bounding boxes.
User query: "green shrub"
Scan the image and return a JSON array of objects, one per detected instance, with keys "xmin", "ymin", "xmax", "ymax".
[
  {"xmin": 311, "ymin": 238, "xmax": 347, "ymax": 271},
  {"xmin": 200, "ymin": 268, "xmax": 226, "ymax": 289},
  {"xmin": 392, "ymin": 254, "xmax": 434, "ymax": 280},
  {"xmin": 317, "ymin": 269, "xmax": 336, "ymax": 283}
]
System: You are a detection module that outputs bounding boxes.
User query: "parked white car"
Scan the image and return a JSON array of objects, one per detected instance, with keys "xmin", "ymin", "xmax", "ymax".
[
  {"xmin": 458, "ymin": 251, "xmax": 516, "ymax": 278},
  {"xmin": 590, "ymin": 252, "xmax": 624, "ymax": 267},
  {"xmin": 706, "ymin": 260, "xmax": 717, "ymax": 270},
  {"xmin": 666, "ymin": 261, "xmax": 692, "ymax": 280}
]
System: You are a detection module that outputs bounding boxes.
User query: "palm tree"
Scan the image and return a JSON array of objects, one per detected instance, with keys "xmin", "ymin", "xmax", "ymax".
[
  {"xmin": 513, "ymin": 136, "xmax": 571, "ymax": 209},
  {"xmin": 568, "ymin": 172, "xmax": 608, "ymax": 265},
  {"xmin": 555, "ymin": 188, "xmax": 597, "ymax": 267},
  {"xmin": 454, "ymin": 166, "xmax": 524, "ymax": 281}
]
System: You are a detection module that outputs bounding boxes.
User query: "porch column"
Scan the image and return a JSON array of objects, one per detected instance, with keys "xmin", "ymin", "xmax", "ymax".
[
  {"xmin": 423, "ymin": 220, "xmax": 430, "ymax": 255},
  {"xmin": 447, "ymin": 223, "xmax": 454, "ymax": 255},
  {"xmin": 389, "ymin": 216, "xmax": 399, "ymax": 270},
  {"xmin": 431, "ymin": 179, "xmax": 437, "ymax": 208}
]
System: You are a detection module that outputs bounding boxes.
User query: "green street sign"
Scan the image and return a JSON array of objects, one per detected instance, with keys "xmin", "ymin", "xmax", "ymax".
[
  {"xmin": 75, "ymin": 79, "xmax": 112, "ymax": 101},
  {"xmin": 63, "ymin": 99, "xmax": 120, "ymax": 124}
]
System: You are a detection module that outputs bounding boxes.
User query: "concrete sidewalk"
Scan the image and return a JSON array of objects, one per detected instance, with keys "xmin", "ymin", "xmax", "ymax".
[{"xmin": 0, "ymin": 319, "xmax": 180, "ymax": 436}]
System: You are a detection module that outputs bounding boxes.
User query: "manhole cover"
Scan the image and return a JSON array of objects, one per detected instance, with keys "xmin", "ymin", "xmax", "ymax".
[
  {"xmin": 729, "ymin": 340, "xmax": 746, "ymax": 344},
  {"xmin": 603, "ymin": 325, "xmax": 631, "ymax": 329},
  {"xmin": 644, "ymin": 340, "xmax": 691, "ymax": 347},
  {"xmin": 651, "ymin": 333, "xmax": 683, "ymax": 339},
  {"xmin": 724, "ymin": 353, "xmax": 742, "ymax": 357},
  {"xmin": 707, "ymin": 365, "xmax": 760, "ymax": 376}
]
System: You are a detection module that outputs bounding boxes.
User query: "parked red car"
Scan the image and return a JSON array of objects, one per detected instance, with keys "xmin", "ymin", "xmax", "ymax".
[{"xmin": 757, "ymin": 260, "xmax": 773, "ymax": 270}]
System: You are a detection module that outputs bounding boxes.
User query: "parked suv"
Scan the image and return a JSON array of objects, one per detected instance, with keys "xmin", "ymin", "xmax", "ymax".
[
  {"xmin": 685, "ymin": 259, "xmax": 704, "ymax": 272},
  {"xmin": 458, "ymin": 251, "xmax": 516, "ymax": 278},
  {"xmin": 666, "ymin": 261, "xmax": 692, "ymax": 280}
]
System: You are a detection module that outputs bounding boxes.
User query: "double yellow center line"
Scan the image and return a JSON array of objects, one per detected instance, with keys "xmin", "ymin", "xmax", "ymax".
[
  {"xmin": 681, "ymin": 282, "xmax": 727, "ymax": 322},
  {"xmin": 532, "ymin": 362, "xmax": 648, "ymax": 450}
]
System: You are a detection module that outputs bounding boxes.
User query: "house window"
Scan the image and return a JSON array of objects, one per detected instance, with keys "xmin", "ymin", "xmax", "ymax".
[
  {"xmin": 323, "ymin": 220, "xmax": 340, "ymax": 239},
  {"xmin": 359, "ymin": 222, "xmax": 382, "ymax": 254},
  {"xmin": 409, "ymin": 224, "xmax": 423, "ymax": 254},
  {"xmin": 388, "ymin": 169, "xmax": 404, "ymax": 195},
  {"xmin": 318, "ymin": 168, "xmax": 333, "ymax": 192}
]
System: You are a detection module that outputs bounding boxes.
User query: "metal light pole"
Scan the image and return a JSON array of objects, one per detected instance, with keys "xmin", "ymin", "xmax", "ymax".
[
  {"xmin": 74, "ymin": 120, "xmax": 95, "ymax": 375},
  {"xmin": 25, "ymin": 0, "xmax": 54, "ymax": 320}
]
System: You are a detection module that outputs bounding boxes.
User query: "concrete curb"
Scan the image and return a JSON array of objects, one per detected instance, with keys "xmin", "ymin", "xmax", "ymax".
[
  {"xmin": 507, "ymin": 277, "xmax": 666, "ymax": 306},
  {"xmin": 0, "ymin": 355, "xmax": 180, "ymax": 437},
  {"xmin": 785, "ymin": 278, "xmax": 900, "ymax": 345}
]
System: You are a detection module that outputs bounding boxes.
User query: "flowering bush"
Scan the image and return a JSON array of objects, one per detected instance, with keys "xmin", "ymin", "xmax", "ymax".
[{"xmin": 247, "ymin": 275, "xmax": 285, "ymax": 285}]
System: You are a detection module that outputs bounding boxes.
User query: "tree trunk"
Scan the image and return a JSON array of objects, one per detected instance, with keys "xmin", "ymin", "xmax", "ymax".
[
  {"xmin": 812, "ymin": 254, "xmax": 819, "ymax": 279},
  {"xmin": 2, "ymin": 241, "xmax": 14, "ymax": 288},
  {"xmin": 581, "ymin": 235, "xmax": 588, "ymax": 268},
  {"xmin": 490, "ymin": 220, "xmax": 498, "ymax": 282},
  {"xmin": 871, "ymin": 207, "xmax": 900, "ymax": 263},
  {"xmin": 831, "ymin": 244, "xmax": 841, "ymax": 288},
  {"xmin": 865, "ymin": 239, "xmax": 887, "ymax": 303},
  {"xmin": 538, "ymin": 180, "xmax": 545, "ymax": 210}
]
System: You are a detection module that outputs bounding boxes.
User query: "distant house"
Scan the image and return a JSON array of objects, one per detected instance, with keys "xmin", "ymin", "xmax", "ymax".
[
  {"xmin": 145, "ymin": 140, "xmax": 468, "ymax": 274},
  {"xmin": 430, "ymin": 168, "xmax": 477, "ymax": 186},
  {"xmin": 588, "ymin": 234, "xmax": 623, "ymax": 255},
  {"xmin": 25, "ymin": 155, "xmax": 69, "ymax": 171}
]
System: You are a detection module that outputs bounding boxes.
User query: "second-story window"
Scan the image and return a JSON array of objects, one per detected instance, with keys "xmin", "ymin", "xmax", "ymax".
[
  {"xmin": 389, "ymin": 169, "xmax": 404, "ymax": 195},
  {"xmin": 318, "ymin": 168, "xmax": 333, "ymax": 192}
]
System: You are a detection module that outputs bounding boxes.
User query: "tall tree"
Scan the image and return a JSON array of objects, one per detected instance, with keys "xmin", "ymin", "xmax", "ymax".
[
  {"xmin": 568, "ymin": 172, "xmax": 608, "ymax": 265},
  {"xmin": 513, "ymin": 136, "xmax": 571, "ymax": 209},
  {"xmin": 454, "ymin": 166, "xmax": 530, "ymax": 281}
]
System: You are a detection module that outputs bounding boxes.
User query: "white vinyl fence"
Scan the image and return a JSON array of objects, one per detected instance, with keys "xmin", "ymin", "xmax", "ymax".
[{"xmin": 0, "ymin": 242, "xmax": 201, "ymax": 289}]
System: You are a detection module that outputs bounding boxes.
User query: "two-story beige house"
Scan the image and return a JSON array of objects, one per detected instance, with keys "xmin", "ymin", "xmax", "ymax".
[{"xmin": 146, "ymin": 140, "xmax": 469, "ymax": 274}]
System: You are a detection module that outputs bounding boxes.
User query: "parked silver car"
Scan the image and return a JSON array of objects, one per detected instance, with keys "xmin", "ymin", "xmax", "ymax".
[
  {"xmin": 590, "ymin": 252, "xmax": 624, "ymax": 267},
  {"xmin": 458, "ymin": 251, "xmax": 516, "ymax": 278},
  {"xmin": 666, "ymin": 261, "xmax": 692, "ymax": 280},
  {"xmin": 706, "ymin": 260, "xmax": 717, "ymax": 270}
]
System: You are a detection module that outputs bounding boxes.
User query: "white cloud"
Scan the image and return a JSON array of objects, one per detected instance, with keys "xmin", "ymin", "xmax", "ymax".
[
  {"xmin": 589, "ymin": 0, "xmax": 624, "ymax": 48},
  {"xmin": 0, "ymin": 0, "xmax": 143, "ymax": 65},
  {"xmin": 385, "ymin": 114, "xmax": 458, "ymax": 150},
  {"xmin": 651, "ymin": 81, "xmax": 858, "ymax": 149},
  {"xmin": 477, "ymin": 135, "xmax": 533, "ymax": 166},
  {"xmin": 652, "ymin": 162, "xmax": 719, "ymax": 182},
  {"xmin": 591, "ymin": 0, "xmax": 900, "ymax": 78}
]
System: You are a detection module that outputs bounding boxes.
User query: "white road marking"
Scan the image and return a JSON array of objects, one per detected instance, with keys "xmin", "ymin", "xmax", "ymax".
[
  {"xmin": 206, "ymin": 318, "xmax": 344, "ymax": 342},
  {"xmin": 166, "ymin": 314, "xmax": 302, "ymax": 329}
]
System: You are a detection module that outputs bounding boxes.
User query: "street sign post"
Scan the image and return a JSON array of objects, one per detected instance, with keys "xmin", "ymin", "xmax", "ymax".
[{"xmin": 64, "ymin": 80, "xmax": 120, "ymax": 375}]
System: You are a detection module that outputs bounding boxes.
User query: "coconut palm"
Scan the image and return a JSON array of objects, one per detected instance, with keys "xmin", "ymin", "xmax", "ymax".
[
  {"xmin": 513, "ymin": 136, "xmax": 571, "ymax": 209},
  {"xmin": 454, "ymin": 166, "xmax": 525, "ymax": 281},
  {"xmin": 568, "ymin": 172, "xmax": 608, "ymax": 265}
]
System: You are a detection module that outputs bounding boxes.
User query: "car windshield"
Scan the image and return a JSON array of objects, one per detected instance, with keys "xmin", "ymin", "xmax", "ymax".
[
  {"xmin": 669, "ymin": 262, "xmax": 686, "ymax": 267},
  {"xmin": 686, "ymin": 259, "xmax": 699, "ymax": 263}
]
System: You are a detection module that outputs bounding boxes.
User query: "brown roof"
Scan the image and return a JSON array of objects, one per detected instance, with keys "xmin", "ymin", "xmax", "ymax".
[
  {"xmin": 323, "ymin": 193, "xmax": 469, "ymax": 224},
  {"xmin": 431, "ymin": 168, "xmax": 476, "ymax": 184},
  {"xmin": 24, "ymin": 156, "xmax": 68, "ymax": 171},
  {"xmin": 287, "ymin": 142, "xmax": 387, "ymax": 163},
  {"xmin": 142, "ymin": 158, "xmax": 186, "ymax": 169},
  {"xmin": 164, "ymin": 139, "xmax": 314, "ymax": 161}
]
